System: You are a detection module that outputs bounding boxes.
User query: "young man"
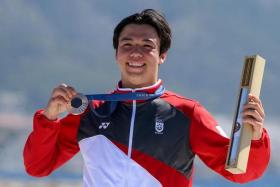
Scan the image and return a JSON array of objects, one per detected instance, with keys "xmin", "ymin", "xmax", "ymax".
[{"xmin": 23, "ymin": 9, "xmax": 270, "ymax": 187}]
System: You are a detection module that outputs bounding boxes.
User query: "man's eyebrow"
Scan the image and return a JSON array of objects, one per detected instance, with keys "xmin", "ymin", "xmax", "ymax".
[
  {"xmin": 120, "ymin": 37, "xmax": 155, "ymax": 42},
  {"xmin": 119, "ymin": 37, "xmax": 132, "ymax": 42},
  {"xmin": 143, "ymin": 39, "xmax": 156, "ymax": 43}
]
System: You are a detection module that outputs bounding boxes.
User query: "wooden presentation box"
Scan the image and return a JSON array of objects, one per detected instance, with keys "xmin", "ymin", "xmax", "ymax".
[{"xmin": 225, "ymin": 55, "xmax": 266, "ymax": 174}]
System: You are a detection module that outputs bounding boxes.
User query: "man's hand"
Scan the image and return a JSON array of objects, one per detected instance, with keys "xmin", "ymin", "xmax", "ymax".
[
  {"xmin": 43, "ymin": 83, "xmax": 77, "ymax": 120},
  {"xmin": 242, "ymin": 94, "xmax": 265, "ymax": 140}
]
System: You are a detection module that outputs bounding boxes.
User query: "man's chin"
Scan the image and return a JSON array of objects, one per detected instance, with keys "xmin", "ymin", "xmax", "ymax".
[{"xmin": 122, "ymin": 77, "xmax": 152, "ymax": 88}]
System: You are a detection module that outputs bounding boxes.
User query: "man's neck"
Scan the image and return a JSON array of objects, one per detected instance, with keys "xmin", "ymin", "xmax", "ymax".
[{"xmin": 120, "ymin": 80, "xmax": 158, "ymax": 89}]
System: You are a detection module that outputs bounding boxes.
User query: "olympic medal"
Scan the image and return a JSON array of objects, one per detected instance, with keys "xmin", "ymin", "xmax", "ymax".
[{"xmin": 67, "ymin": 93, "xmax": 89, "ymax": 115}]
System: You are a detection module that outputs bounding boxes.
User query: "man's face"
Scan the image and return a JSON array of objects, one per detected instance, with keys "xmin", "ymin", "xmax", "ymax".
[{"xmin": 116, "ymin": 24, "xmax": 167, "ymax": 88}]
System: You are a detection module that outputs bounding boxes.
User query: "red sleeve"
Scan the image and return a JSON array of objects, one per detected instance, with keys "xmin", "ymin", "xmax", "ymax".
[
  {"xmin": 190, "ymin": 103, "xmax": 270, "ymax": 183},
  {"xmin": 23, "ymin": 110, "xmax": 80, "ymax": 177}
]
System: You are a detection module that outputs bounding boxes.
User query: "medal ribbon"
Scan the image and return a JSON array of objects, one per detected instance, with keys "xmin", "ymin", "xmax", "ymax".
[
  {"xmin": 72, "ymin": 85, "xmax": 165, "ymax": 118},
  {"xmin": 85, "ymin": 85, "xmax": 165, "ymax": 101}
]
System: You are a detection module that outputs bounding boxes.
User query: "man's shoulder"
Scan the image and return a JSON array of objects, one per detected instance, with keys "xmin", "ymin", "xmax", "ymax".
[
  {"xmin": 161, "ymin": 90, "xmax": 198, "ymax": 103},
  {"xmin": 160, "ymin": 90, "xmax": 200, "ymax": 116}
]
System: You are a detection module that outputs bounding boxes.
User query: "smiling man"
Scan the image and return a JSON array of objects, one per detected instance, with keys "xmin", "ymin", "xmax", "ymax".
[
  {"xmin": 23, "ymin": 9, "xmax": 270, "ymax": 187},
  {"xmin": 116, "ymin": 23, "xmax": 166, "ymax": 88}
]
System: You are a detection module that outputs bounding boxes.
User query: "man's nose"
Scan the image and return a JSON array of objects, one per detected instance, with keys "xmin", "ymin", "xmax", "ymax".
[{"xmin": 129, "ymin": 47, "xmax": 143, "ymax": 58}]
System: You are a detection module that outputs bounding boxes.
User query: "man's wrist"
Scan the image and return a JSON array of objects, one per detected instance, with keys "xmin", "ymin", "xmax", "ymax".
[
  {"xmin": 43, "ymin": 110, "xmax": 58, "ymax": 121},
  {"xmin": 252, "ymin": 129, "xmax": 264, "ymax": 141}
]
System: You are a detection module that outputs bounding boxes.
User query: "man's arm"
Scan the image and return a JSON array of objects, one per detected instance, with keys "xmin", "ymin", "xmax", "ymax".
[
  {"xmin": 190, "ymin": 101, "xmax": 270, "ymax": 183},
  {"xmin": 23, "ymin": 110, "xmax": 80, "ymax": 177},
  {"xmin": 23, "ymin": 83, "xmax": 80, "ymax": 177}
]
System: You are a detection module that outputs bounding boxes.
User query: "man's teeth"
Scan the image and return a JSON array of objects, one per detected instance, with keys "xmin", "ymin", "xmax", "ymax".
[{"xmin": 128, "ymin": 62, "xmax": 144, "ymax": 67}]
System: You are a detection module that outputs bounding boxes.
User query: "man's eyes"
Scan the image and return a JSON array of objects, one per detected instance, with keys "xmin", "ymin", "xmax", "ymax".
[
  {"xmin": 144, "ymin": 45, "xmax": 153, "ymax": 49},
  {"xmin": 121, "ymin": 43, "xmax": 155, "ymax": 49},
  {"xmin": 122, "ymin": 43, "xmax": 132, "ymax": 47}
]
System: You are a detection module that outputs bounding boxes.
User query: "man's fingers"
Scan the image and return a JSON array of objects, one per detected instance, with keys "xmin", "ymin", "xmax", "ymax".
[
  {"xmin": 248, "ymin": 94, "xmax": 263, "ymax": 107},
  {"xmin": 44, "ymin": 95, "xmax": 69, "ymax": 120},
  {"xmin": 243, "ymin": 102, "xmax": 265, "ymax": 119},
  {"xmin": 243, "ymin": 117, "xmax": 262, "ymax": 127},
  {"xmin": 243, "ymin": 118, "xmax": 263, "ymax": 140},
  {"xmin": 52, "ymin": 84, "xmax": 76, "ymax": 101},
  {"xmin": 244, "ymin": 94, "xmax": 265, "ymax": 119},
  {"xmin": 44, "ymin": 84, "xmax": 78, "ymax": 120},
  {"xmin": 49, "ymin": 95, "xmax": 69, "ymax": 106},
  {"xmin": 52, "ymin": 87, "xmax": 71, "ymax": 101},
  {"xmin": 244, "ymin": 94, "xmax": 265, "ymax": 140},
  {"xmin": 66, "ymin": 85, "xmax": 77, "ymax": 96},
  {"xmin": 59, "ymin": 84, "xmax": 77, "ymax": 99},
  {"xmin": 243, "ymin": 117, "xmax": 263, "ymax": 135},
  {"xmin": 242, "ymin": 109, "xmax": 263, "ymax": 123}
]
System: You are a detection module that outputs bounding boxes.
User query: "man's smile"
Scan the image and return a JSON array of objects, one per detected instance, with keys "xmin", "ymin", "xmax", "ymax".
[
  {"xmin": 127, "ymin": 61, "xmax": 145, "ymax": 67},
  {"xmin": 126, "ymin": 62, "xmax": 146, "ymax": 73}
]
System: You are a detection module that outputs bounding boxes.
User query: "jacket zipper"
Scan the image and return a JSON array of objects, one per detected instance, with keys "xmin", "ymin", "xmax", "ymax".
[
  {"xmin": 128, "ymin": 99, "xmax": 136, "ymax": 158},
  {"xmin": 124, "ymin": 92, "xmax": 137, "ymax": 187}
]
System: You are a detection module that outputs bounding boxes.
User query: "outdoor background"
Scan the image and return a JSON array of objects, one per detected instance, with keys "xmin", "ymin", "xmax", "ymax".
[{"xmin": 0, "ymin": 0, "xmax": 279, "ymax": 186}]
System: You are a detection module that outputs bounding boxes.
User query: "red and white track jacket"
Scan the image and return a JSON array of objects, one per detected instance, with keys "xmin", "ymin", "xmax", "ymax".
[{"xmin": 23, "ymin": 80, "xmax": 270, "ymax": 187}]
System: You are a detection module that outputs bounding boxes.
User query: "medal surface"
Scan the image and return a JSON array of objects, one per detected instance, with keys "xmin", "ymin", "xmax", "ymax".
[{"xmin": 67, "ymin": 93, "xmax": 89, "ymax": 115}]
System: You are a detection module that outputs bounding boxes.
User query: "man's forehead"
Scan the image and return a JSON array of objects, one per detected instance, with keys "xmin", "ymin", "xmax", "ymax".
[{"xmin": 119, "ymin": 24, "xmax": 159, "ymax": 41}]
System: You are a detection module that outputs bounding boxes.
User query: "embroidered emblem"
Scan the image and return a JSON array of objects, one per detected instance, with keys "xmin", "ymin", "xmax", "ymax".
[{"xmin": 155, "ymin": 119, "xmax": 164, "ymax": 134}]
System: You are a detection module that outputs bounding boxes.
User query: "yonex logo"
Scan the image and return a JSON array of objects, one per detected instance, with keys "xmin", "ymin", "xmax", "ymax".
[{"xmin": 99, "ymin": 122, "xmax": 110, "ymax": 129}]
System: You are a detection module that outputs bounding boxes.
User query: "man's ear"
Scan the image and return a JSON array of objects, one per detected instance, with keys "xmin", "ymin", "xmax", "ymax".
[{"xmin": 159, "ymin": 52, "xmax": 167, "ymax": 64}]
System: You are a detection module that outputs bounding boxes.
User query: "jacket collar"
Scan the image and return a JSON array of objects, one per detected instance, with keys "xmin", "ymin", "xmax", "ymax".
[{"xmin": 115, "ymin": 79, "xmax": 163, "ymax": 94}]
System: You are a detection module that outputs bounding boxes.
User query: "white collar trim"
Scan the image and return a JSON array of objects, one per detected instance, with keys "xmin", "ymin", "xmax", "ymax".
[{"xmin": 117, "ymin": 79, "xmax": 162, "ymax": 92}]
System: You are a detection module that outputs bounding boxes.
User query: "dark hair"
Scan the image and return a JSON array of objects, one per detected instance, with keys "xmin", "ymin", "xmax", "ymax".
[{"xmin": 113, "ymin": 9, "xmax": 172, "ymax": 55}]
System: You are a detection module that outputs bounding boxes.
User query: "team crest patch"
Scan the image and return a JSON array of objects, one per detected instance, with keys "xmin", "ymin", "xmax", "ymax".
[{"xmin": 155, "ymin": 119, "xmax": 164, "ymax": 134}]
